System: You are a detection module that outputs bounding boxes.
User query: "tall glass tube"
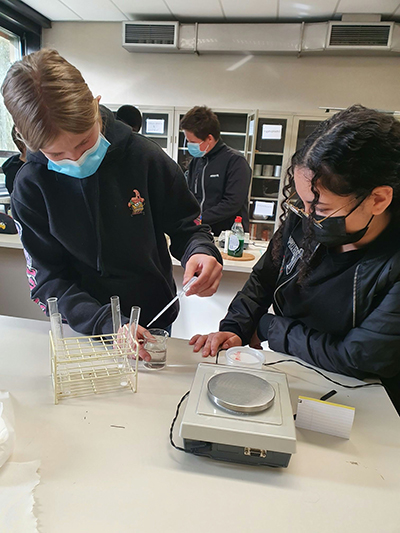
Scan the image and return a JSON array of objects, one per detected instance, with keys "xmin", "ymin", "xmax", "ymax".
[
  {"xmin": 110, "ymin": 295, "xmax": 121, "ymax": 334},
  {"xmin": 129, "ymin": 306, "xmax": 141, "ymax": 362},
  {"xmin": 50, "ymin": 312, "xmax": 64, "ymax": 343},
  {"xmin": 129, "ymin": 306, "xmax": 141, "ymax": 341},
  {"xmin": 47, "ymin": 297, "xmax": 58, "ymax": 317}
]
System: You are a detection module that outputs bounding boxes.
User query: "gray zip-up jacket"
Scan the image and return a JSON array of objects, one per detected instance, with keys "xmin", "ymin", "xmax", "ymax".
[{"xmin": 186, "ymin": 140, "xmax": 251, "ymax": 236}]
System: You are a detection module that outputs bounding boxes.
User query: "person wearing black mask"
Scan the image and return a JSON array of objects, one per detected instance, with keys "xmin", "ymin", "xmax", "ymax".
[{"xmin": 190, "ymin": 105, "xmax": 400, "ymax": 414}]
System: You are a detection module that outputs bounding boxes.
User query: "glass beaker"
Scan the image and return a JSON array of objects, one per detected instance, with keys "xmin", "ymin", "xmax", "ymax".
[{"xmin": 143, "ymin": 328, "xmax": 169, "ymax": 370}]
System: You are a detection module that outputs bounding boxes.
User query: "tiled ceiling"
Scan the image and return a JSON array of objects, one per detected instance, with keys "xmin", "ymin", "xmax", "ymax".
[{"xmin": 20, "ymin": 0, "xmax": 400, "ymax": 22}]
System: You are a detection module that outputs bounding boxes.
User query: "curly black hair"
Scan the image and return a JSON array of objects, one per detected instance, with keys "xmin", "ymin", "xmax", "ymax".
[{"xmin": 273, "ymin": 105, "xmax": 400, "ymax": 278}]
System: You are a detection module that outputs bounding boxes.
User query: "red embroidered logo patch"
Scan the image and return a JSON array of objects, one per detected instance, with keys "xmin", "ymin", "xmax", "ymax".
[{"xmin": 128, "ymin": 189, "xmax": 145, "ymax": 216}]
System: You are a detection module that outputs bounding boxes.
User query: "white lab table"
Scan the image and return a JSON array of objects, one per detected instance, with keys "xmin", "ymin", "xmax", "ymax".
[
  {"xmin": 0, "ymin": 233, "xmax": 267, "ymax": 338},
  {"xmin": 0, "ymin": 233, "xmax": 22, "ymax": 249},
  {"xmin": 172, "ymin": 243, "xmax": 266, "ymax": 339},
  {"xmin": 1, "ymin": 315, "xmax": 399, "ymax": 533},
  {"xmin": 0, "ymin": 234, "xmax": 45, "ymax": 321}
]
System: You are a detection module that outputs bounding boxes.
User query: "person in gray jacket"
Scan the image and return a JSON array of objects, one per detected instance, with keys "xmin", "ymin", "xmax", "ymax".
[
  {"xmin": 181, "ymin": 106, "xmax": 251, "ymax": 236},
  {"xmin": 191, "ymin": 105, "xmax": 400, "ymax": 414}
]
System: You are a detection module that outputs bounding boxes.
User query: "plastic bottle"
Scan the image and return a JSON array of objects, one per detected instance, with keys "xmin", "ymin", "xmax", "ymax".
[{"xmin": 228, "ymin": 216, "xmax": 245, "ymax": 258}]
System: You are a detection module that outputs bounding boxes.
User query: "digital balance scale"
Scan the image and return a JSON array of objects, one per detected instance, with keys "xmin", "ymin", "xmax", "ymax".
[{"xmin": 179, "ymin": 363, "xmax": 296, "ymax": 467}]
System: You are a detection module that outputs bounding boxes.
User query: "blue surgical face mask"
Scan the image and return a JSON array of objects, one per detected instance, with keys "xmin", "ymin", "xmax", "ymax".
[
  {"xmin": 187, "ymin": 141, "xmax": 209, "ymax": 158},
  {"xmin": 47, "ymin": 133, "xmax": 110, "ymax": 178}
]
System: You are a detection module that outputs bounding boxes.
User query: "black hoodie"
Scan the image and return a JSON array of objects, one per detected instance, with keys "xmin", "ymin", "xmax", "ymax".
[{"xmin": 11, "ymin": 107, "xmax": 222, "ymax": 335}]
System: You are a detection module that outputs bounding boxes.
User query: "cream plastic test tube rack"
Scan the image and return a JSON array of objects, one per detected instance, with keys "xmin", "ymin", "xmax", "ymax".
[{"xmin": 49, "ymin": 297, "xmax": 140, "ymax": 404}]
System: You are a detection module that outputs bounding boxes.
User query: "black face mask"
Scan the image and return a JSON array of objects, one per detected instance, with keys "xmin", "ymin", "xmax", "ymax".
[{"xmin": 302, "ymin": 198, "xmax": 374, "ymax": 248}]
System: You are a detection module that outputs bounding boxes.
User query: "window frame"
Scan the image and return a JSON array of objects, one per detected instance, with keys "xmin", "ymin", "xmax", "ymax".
[
  {"xmin": 0, "ymin": 2, "xmax": 50, "ymax": 185},
  {"xmin": 0, "ymin": 0, "xmax": 51, "ymax": 54}
]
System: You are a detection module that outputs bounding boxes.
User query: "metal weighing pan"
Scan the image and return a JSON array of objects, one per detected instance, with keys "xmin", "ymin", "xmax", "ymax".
[{"xmin": 207, "ymin": 371, "xmax": 275, "ymax": 414}]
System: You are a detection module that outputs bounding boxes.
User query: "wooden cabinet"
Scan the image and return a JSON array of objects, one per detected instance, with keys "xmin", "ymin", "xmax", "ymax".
[
  {"xmin": 293, "ymin": 116, "xmax": 327, "ymax": 151},
  {"xmin": 140, "ymin": 108, "xmax": 174, "ymax": 156},
  {"xmin": 247, "ymin": 113, "xmax": 293, "ymax": 241},
  {"xmin": 104, "ymin": 104, "xmax": 175, "ymax": 158}
]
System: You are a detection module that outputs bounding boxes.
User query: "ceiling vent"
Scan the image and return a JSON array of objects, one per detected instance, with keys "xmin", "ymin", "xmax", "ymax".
[
  {"xmin": 122, "ymin": 21, "xmax": 400, "ymax": 56},
  {"xmin": 327, "ymin": 22, "xmax": 393, "ymax": 49},
  {"xmin": 122, "ymin": 21, "xmax": 179, "ymax": 52}
]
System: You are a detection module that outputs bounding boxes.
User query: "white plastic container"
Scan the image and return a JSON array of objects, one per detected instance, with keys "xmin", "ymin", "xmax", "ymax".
[{"xmin": 225, "ymin": 347, "xmax": 265, "ymax": 369}]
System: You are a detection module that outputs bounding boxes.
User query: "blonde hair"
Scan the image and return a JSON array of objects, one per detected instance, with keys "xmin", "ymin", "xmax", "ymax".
[{"xmin": 1, "ymin": 49, "xmax": 100, "ymax": 152}]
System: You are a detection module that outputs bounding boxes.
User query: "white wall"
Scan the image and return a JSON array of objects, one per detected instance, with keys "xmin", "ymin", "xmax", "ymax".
[{"xmin": 43, "ymin": 22, "xmax": 400, "ymax": 114}]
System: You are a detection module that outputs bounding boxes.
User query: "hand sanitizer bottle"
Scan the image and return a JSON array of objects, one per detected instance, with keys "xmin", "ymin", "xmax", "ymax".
[{"xmin": 228, "ymin": 216, "xmax": 245, "ymax": 258}]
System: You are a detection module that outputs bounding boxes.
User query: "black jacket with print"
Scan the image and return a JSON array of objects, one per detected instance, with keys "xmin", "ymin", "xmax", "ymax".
[
  {"xmin": 219, "ymin": 211, "xmax": 400, "ymax": 385},
  {"xmin": 11, "ymin": 106, "xmax": 222, "ymax": 335},
  {"xmin": 186, "ymin": 139, "xmax": 251, "ymax": 236}
]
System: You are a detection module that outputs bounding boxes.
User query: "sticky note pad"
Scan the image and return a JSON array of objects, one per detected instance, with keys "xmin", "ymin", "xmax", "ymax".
[{"xmin": 295, "ymin": 396, "xmax": 355, "ymax": 439}]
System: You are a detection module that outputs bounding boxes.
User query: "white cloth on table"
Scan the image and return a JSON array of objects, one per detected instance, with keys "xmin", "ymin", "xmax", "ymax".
[{"xmin": 0, "ymin": 460, "xmax": 41, "ymax": 533}]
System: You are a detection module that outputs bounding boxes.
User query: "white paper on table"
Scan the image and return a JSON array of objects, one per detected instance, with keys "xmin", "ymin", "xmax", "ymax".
[
  {"xmin": 253, "ymin": 201, "xmax": 274, "ymax": 218},
  {"xmin": 295, "ymin": 396, "xmax": 355, "ymax": 439},
  {"xmin": 0, "ymin": 460, "xmax": 41, "ymax": 533},
  {"xmin": 145, "ymin": 118, "xmax": 165, "ymax": 134},
  {"xmin": 262, "ymin": 124, "xmax": 282, "ymax": 140},
  {"xmin": 0, "ymin": 392, "xmax": 15, "ymax": 469}
]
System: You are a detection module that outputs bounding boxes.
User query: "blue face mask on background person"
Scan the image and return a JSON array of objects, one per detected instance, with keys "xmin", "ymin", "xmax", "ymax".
[
  {"xmin": 187, "ymin": 141, "xmax": 209, "ymax": 158},
  {"xmin": 47, "ymin": 134, "xmax": 110, "ymax": 178}
]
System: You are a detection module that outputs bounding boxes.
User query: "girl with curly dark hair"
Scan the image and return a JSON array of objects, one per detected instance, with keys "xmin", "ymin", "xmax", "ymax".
[{"xmin": 191, "ymin": 105, "xmax": 400, "ymax": 413}]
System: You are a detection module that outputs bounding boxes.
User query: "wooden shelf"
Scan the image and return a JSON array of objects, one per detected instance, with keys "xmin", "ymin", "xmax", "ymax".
[
  {"xmin": 221, "ymin": 131, "xmax": 246, "ymax": 136},
  {"xmin": 252, "ymin": 175, "xmax": 281, "ymax": 180},
  {"xmin": 255, "ymin": 152, "xmax": 284, "ymax": 156},
  {"xmin": 178, "ymin": 147, "xmax": 245, "ymax": 153},
  {"xmin": 179, "ymin": 129, "xmax": 246, "ymax": 136},
  {"xmin": 251, "ymin": 196, "xmax": 278, "ymax": 201}
]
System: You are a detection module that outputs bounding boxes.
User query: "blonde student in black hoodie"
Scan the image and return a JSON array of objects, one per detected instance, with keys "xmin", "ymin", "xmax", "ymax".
[{"xmin": 2, "ymin": 49, "xmax": 222, "ymax": 347}]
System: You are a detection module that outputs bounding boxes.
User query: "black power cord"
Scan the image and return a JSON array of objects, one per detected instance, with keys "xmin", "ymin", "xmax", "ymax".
[
  {"xmin": 170, "ymin": 353, "xmax": 381, "ymax": 454},
  {"xmin": 216, "ymin": 346, "xmax": 379, "ymax": 390},
  {"xmin": 170, "ymin": 350, "xmax": 223, "ymax": 454},
  {"xmin": 262, "ymin": 359, "xmax": 381, "ymax": 390},
  {"xmin": 169, "ymin": 391, "xmax": 190, "ymax": 452}
]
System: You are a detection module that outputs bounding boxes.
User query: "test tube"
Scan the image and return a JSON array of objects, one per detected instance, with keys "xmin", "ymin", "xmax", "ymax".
[
  {"xmin": 129, "ymin": 306, "xmax": 141, "ymax": 340},
  {"xmin": 47, "ymin": 297, "xmax": 58, "ymax": 317},
  {"xmin": 50, "ymin": 312, "xmax": 64, "ymax": 343},
  {"xmin": 128, "ymin": 306, "xmax": 141, "ymax": 361},
  {"xmin": 110, "ymin": 295, "xmax": 121, "ymax": 334}
]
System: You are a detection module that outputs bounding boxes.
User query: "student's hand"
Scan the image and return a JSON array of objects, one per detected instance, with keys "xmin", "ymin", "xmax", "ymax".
[
  {"xmin": 183, "ymin": 254, "xmax": 223, "ymax": 297},
  {"xmin": 189, "ymin": 331, "xmax": 241, "ymax": 357},
  {"xmin": 119, "ymin": 323, "xmax": 152, "ymax": 362},
  {"xmin": 134, "ymin": 324, "xmax": 153, "ymax": 362}
]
